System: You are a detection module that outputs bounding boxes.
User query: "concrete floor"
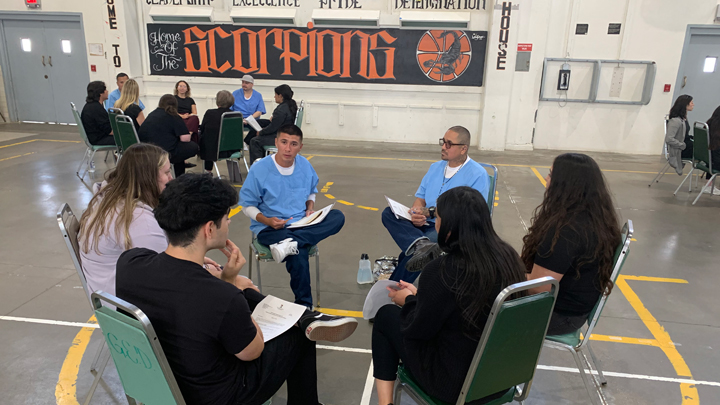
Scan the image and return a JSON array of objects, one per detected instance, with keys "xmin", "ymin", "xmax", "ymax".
[{"xmin": 1, "ymin": 122, "xmax": 719, "ymax": 405}]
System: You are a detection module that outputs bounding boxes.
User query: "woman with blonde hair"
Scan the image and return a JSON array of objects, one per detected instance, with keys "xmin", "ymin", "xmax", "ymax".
[
  {"xmin": 114, "ymin": 78, "xmax": 145, "ymax": 131},
  {"xmin": 78, "ymin": 143, "xmax": 173, "ymax": 297}
]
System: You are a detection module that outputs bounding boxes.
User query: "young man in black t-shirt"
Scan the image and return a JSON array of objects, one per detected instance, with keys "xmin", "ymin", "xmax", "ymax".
[{"xmin": 116, "ymin": 174, "xmax": 357, "ymax": 405}]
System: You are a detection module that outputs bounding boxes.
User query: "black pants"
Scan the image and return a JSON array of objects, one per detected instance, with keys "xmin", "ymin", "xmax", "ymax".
[
  {"xmin": 372, "ymin": 304, "xmax": 407, "ymax": 381},
  {"xmin": 92, "ymin": 135, "xmax": 116, "ymax": 146},
  {"xmin": 546, "ymin": 311, "xmax": 587, "ymax": 335},
  {"xmin": 237, "ymin": 289, "xmax": 319, "ymax": 405},
  {"xmin": 169, "ymin": 141, "xmax": 199, "ymax": 177},
  {"xmin": 249, "ymin": 134, "xmax": 277, "ymax": 164},
  {"xmin": 244, "ymin": 119, "xmax": 272, "ymax": 145}
]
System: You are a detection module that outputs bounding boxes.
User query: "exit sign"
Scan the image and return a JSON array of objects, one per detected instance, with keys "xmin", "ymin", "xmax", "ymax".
[{"xmin": 25, "ymin": 0, "xmax": 41, "ymax": 8}]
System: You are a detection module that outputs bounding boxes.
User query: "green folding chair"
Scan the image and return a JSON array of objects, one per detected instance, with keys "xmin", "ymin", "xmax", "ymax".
[
  {"xmin": 543, "ymin": 220, "xmax": 633, "ymax": 405},
  {"xmin": 108, "ymin": 108, "xmax": 124, "ymax": 156},
  {"xmin": 215, "ymin": 111, "xmax": 249, "ymax": 181},
  {"xmin": 688, "ymin": 122, "xmax": 720, "ymax": 204},
  {"xmin": 478, "ymin": 162, "xmax": 498, "ymax": 216},
  {"xmin": 264, "ymin": 100, "xmax": 304, "ymax": 157},
  {"xmin": 56, "ymin": 203, "xmax": 112, "ymax": 405},
  {"xmin": 248, "ymin": 235, "xmax": 321, "ymax": 307},
  {"xmin": 90, "ymin": 291, "xmax": 186, "ymax": 405},
  {"xmin": 115, "ymin": 114, "xmax": 141, "ymax": 150},
  {"xmin": 394, "ymin": 276, "xmax": 559, "ymax": 405},
  {"xmin": 71, "ymin": 102, "xmax": 117, "ymax": 180}
]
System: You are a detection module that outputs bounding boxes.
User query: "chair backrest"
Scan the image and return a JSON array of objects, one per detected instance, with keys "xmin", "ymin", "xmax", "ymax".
[
  {"xmin": 56, "ymin": 203, "xmax": 93, "ymax": 309},
  {"xmin": 294, "ymin": 100, "xmax": 305, "ymax": 129},
  {"xmin": 116, "ymin": 115, "xmax": 140, "ymax": 151},
  {"xmin": 71, "ymin": 102, "xmax": 93, "ymax": 148},
  {"xmin": 478, "ymin": 162, "xmax": 498, "ymax": 216},
  {"xmin": 91, "ymin": 291, "xmax": 186, "ymax": 405},
  {"xmin": 582, "ymin": 219, "xmax": 634, "ymax": 342},
  {"xmin": 218, "ymin": 111, "xmax": 245, "ymax": 159},
  {"xmin": 108, "ymin": 108, "xmax": 124, "ymax": 153},
  {"xmin": 693, "ymin": 122, "xmax": 711, "ymax": 169},
  {"xmin": 459, "ymin": 277, "xmax": 559, "ymax": 404}
]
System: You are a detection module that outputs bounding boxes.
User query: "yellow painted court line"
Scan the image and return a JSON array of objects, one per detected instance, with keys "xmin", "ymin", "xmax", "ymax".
[
  {"xmin": 0, "ymin": 151, "xmax": 37, "ymax": 162},
  {"xmin": 318, "ymin": 308, "xmax": 364, "ymax": 318},
  {"xmin": 357, "ymin": 205, "xmax": 379, "ymax": 211},
  {"xmin": 588, "ymin": 333, "xmax": 659, "ymax": 347},
  {"xmin": 531, "ymin": 167, "xmax": 547, "ymax": 187},
  {"xmin": 55, "ymin": 316, "xmax": 97, "ymax": 405},
  {"xmin": 229, "ymin": 206, "xmax": 243, "ymax": 218},
  {"xmin": 616, "ymin": 275, "xmax": 698, "ymax": 404},
  {"xmin": 621, "ymin": 275, "xmax": 688, "ymax": 284},
  {"xmin": 0, "ymin": 140, "xmax": 37, "ymax": 149},
  {"xmin": 337, "ymin": 200, "xmax": 354, "ymax": 206},
  {"xmin": 0, "ymin": 139, "xmax": 81, "ymax": 150},
  {"xmin": 306, "ymin": 156, "xmax": 314, "ymax": 160},
  {"xmin": 324, "ymin": 194, "xmax": 336, "ymax": 199}
]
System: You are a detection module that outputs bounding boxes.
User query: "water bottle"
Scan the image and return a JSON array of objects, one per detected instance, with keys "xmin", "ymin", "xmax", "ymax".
[
  {"xmin": 357, "ymin": 253, "xmax": 373, "ymax": 284},
  {"xmin": 88, "ymin": 160, "xmax": 95, "ymax": 173}
]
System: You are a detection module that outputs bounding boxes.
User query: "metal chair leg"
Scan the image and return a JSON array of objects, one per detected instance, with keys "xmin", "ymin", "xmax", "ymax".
[
  {"xmin": 242, "ymin": 154, "xmax": 250, "ymax": 173},
  {"xmin": 248, "ymin": 245, "xmax": 253, "ymax": 280},
  {"xmin": 315, "ymin": 250, "xmax": 321, "ymax": 307},
  {"xmin": 393, "ymin": 382, "xmax": 403, "ymax": 405},
  {"xmin": 569, "ymin": 347, "xmax": 604, "ymax": 405},
  {"xmin": 585, "ymin": 344, "xmax": 607, "ymax": 386},
  {"xmin": 82, "ymin": 349, "xmax": 111, "ymax": 405},
  {"xmin": 76, "ymin": 148, "xmax": 91, "ymax": 178},
  {"xmin": 256, "ymin": 257, "xmax": 262, "ymax": 294},
  {"xmin": 89, "ymin": 341, "xmax": 107, "ymax": 372},
  {"xmin": 673, "ymin": 168, "xmax": 694, "ymax": 195},
  {"xmin": 214, "ymin": 162, "xmax": 221, "ymax": 178},
  {"xmin": 648, "ymin": 162, "xmax": 670, "ymax": 186}
]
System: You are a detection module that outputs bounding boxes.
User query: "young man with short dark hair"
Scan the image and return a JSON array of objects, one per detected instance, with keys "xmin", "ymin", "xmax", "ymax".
[
  {"xmin": 116, "ymin": 173, "xmax": 356, "ymax": 405},
  {"xmin": 105, "ymin": 72, "xmax": 145, "ymax": 111},
  {"xmin": 240, "ymin": 125, "xmax": 346, "ymax": 309}
]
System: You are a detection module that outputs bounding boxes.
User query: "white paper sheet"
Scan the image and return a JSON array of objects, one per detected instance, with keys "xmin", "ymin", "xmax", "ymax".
[
  {"xmin": 252, "ymin": 295, "xmax": 306, "ymax": 342},
  {"xmin": 287, "ymin": 203, "xmax": 335, "ymax": 228},
  {"xmin": 384, "ymin": 196, "xmax": 413, "ymax": 221},
  {"xmin": 245, "ymin": 115, "xmax": 263, "ymax": 131},
  {"xmin": 362, "ymin": 280, "xmax": 400, "ymax": 319}
]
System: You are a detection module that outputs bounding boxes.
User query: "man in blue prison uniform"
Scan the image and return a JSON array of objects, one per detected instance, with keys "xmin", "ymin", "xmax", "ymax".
[
  {"xmin": 240, "ymin": 124, "xmax": 345, "ymax": 308},
  {"xmin": 105, "ymin": 73, "xmax": 145, "ymax": 111},
  {"xmin": 381, "ymin": 126, "xmax": 489, "ymax": 283}
]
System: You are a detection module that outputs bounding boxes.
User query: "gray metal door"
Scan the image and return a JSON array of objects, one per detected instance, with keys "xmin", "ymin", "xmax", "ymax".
[
  {"xmin": 675, "ymin": 28, "xmax": 720, "ymax": 124},
  {"xmin": 42, "ymin": 20, "xmax": 89, "ymax": 123},
  {"xmin": 2, "ymin": 20, "xmax": 56, "ymax": 122}
]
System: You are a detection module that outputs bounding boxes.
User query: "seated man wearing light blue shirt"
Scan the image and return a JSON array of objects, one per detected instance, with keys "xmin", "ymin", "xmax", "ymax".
[
  {"xmin": 231, "ymin": 75, "xmax": 266, "ymax": 124},
  {"xmin": 240, "ymin": 124, "xmax": 345, "ymax": 309},
  {"xmin": 105, "ymin": 72, "xmax": 145, "ymax": 111},
  {"xmin": 381, "ymin": 126, "xmax": 489, "ymax": 283}
]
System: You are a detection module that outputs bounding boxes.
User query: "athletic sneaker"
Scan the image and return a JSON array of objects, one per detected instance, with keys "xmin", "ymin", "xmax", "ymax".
[
  {"xmin": 269, "ymin": 238, "xmax": 298, "ymax": 262},
  {"xmin": 407, "ymin": 242, "xmax": 444, "ymax": 272},
  {"xmin": 299, "ymin": 312, "xmax": 358, "ymax": 342},
  {"xmin": 702, "ymin": 185, "xmax": 720, "ymax": 195}
]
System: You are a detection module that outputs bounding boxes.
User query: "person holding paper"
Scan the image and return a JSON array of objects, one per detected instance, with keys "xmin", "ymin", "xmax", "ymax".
[
  {"xmin": 231, "ymin": 74, "xmax": 266, "ymax": 125},
  {"xmin": 381, "ymin": 126, "xmax": 490, "ymax": 283},
  {"xmin": 116, "ymin": 173, "xmax": 357, "ymax": 405},
  {"xmin": 240, "ymin": 125, "xmax": 345, "ymax": 308},
  {"xmin": 372, "ymin": 187, "xmax": 526, "ymax": 405},
  {"xmin": 245, "ymin": 84, "xmax": 298, "ymax": 164}
]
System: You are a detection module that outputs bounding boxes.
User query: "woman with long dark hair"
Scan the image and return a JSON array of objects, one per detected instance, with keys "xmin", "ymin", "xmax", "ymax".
[
  {"xmin": 371, "ymin": 186, "xmax": 526, "ymax": 405},
  {"xmin": 81, "ymin": 81, "xmax": 115, "ymax": 146},
  {"xmin": 522, "ymin": 153, "xmax": 621, "ymax": 335},
  {"xmin": 665, "ymin": 94, "xmax": 694, "ymax": 175},
  {"xmin": 139, "ymin": 94, "xmax": 198, "ymax": 177},
  {"xmin": 246, "ymin": 84, "xmax": 298, "ymax": 163}
]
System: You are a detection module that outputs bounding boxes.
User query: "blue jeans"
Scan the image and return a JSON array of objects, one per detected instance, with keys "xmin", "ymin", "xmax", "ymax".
[
  {"xmin": 381, "ymin": 207, "xmax": 437, "ymax": 283},
  {"xmin": 257, "ymin": 210, "xmax": 345, "ymax": 308}
]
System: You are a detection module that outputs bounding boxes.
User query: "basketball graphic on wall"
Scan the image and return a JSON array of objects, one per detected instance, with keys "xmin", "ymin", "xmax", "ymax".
[{"xmin": 416, "ymin": 30, "xmax": 472, "ymax": 83}]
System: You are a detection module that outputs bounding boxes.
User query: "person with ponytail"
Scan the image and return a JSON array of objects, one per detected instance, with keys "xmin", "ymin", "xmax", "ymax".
[
  {"xmin": 371, "ymin": 186, "xmax": 526, "ymax": 405},
  {"xmin": 139, "ymin": 94, "xmax": 198, "ymax": 177},
  {"xmin": 246, "ymin": 84, "xmax": 298, "ymax": 163},
  {"xmin": 522, "ymin": 153, "xmax": 621, "ymax": 335}
]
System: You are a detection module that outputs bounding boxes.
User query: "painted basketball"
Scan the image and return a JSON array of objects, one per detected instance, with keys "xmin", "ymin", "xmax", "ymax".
[{"xmin": 416, "ymin": 30, "xmax": 472, "ymax": 83}]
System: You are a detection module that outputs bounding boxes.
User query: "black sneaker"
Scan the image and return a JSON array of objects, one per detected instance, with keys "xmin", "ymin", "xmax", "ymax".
[
  {"xmin": 185, "ymin": 162, "xmax": 197, "ymax": 168},
  {"xmin": 407, "ymin": 242, "xmax": 444, "ymax": 272},
  {"xmin": 299, "ymin": 313, "xmax": 358, "ymax": 342}
]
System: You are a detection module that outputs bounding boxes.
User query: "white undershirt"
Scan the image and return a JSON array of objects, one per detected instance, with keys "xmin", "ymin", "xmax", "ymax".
[
  {"xmin": 444, "ymin": 156, "xmax": 469, "ymax": 179},
  {"xmin": 243, "ymin": 156, "xmax": 316, "ymax": 221}
]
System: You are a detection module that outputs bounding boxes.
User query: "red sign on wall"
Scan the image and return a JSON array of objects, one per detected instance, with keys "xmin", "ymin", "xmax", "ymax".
[{"xmin": 517, "ymin": 43, "xmax": 532, "ymax": 52}]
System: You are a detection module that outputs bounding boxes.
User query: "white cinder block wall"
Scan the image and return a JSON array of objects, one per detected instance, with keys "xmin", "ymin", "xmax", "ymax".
[{"xmin": 0, "ymin": 0, "xmax": 718, "ymax": 154}]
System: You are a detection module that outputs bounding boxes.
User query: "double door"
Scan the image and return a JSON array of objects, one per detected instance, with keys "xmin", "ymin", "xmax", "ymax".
[
  {"xmin": 2, "ymin": 18, "xmax": 89, "ymax": 123},
  {"xmin": 675, "ymin": 27, "xmax": 720, "ymax": 125}
]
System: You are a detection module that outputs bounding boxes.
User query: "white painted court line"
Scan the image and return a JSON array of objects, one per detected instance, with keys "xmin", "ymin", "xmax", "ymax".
[
  {"xmin": 0, "ymin": 315, "xmax": 98, "ymax": 329},
  {"xmin": 6, "ymin": 315, "xmax": 720, "ymax": 389},
  {"xmin": 360, "ymin": 360, "xmax": 375, "ymax": 405}
]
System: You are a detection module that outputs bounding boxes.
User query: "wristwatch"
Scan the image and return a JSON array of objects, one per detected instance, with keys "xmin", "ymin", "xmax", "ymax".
[{"xmin": 427, "ymin": 206, "xmax": 436, "ymax": 219}]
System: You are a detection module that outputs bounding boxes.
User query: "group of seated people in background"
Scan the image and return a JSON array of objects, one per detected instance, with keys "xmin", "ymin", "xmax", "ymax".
[
  {"xmin": 665, "ymin": 94, "xmax": 720, "ymax": 194},
  {"xmin": 80, "ymin": 73, "xmax": 296, "ymax": 178},
  {"xmin": 76, "ymin": 114, "xmax": 624, "ymax": 404}
]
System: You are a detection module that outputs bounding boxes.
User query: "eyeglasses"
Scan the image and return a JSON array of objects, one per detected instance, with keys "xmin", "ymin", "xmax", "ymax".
[{"xmin": 439, "ymin": 138, "xmax": 467, "ymax": 148}]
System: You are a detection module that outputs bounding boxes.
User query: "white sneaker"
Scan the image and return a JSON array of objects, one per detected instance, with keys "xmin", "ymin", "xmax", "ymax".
[
  {"xmin": 702, "ymin": 184, "xmax": 720, "ymax": 195},
  {"xmin": 269, "ymin": 238, "xmax": 299, "ymax": 262}
]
